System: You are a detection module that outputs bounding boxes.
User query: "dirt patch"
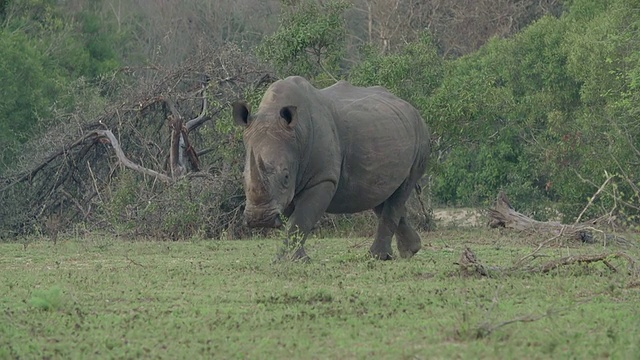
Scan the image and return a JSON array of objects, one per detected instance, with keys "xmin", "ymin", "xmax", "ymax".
[{"xmin": 434, "ymin": 208, "xmax": 484, "ymax": 227}]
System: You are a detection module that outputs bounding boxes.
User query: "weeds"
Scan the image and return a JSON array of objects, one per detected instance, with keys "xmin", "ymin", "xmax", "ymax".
[{"xmin": 29, "ymin": 286, "xmax": 63, "ymax": 311}]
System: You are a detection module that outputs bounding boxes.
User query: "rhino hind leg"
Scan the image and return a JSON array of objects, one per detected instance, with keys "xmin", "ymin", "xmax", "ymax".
[
  {"xmin": 370, "ymin": 182, "xmax": 415, "ymax": 260},
  {"xmin": 395, "ymin": 217, "xmax": 421, "ymax": 258}
]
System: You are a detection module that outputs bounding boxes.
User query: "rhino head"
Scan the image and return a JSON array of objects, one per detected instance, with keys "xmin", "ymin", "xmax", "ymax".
[{"xmin": 233, "ymin": 101, "xmax": 299, "ymax": 228}]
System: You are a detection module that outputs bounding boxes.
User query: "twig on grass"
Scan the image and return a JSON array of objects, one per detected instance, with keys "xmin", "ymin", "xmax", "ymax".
[
  {"xmin": 476, "ymin": 312, "xmax": 550, "ymax": 339},
  {"xmin": 125, "ymin": 255, "xmax": 145, "ymax": 268},
  {"xmin": 455, "ymin": 247, "xmax": 500, "ymax": 277},
  {"xmin": 512, "ymin": 231, "xmax": 564, "ymax": 269},
  {"xmin": 456, "ymin": 248, "xmax": 639, "ymax": 277},
  {"xmin": 539, "ymin": 252, "xmax": 637, "ymax": 274}
]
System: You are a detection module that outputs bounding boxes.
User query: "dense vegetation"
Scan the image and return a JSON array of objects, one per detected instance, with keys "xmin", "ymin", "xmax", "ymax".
[
  {"xmin": 0, "ymin": 0, "xmax": 120, "ymax": 167},
  {"xmin": 1, "ymin": 0, "xmax": 639, "ymax": 238}
]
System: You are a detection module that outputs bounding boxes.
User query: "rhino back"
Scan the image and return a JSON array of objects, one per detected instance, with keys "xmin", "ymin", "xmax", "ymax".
[{"xmin": 320, "ymin": 82, "xmax": 429, "ymax": 213}]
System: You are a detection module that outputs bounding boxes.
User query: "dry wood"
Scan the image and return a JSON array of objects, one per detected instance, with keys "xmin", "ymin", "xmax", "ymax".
[
  {"xmin": 0, "ymin": 44, "xmax": 272, "ymax": 239},
  {"xmin": 0, "ymin": 135, "xmax": 93, "ymax": 193},
  {"xmin": 574, "ymin": 172, "xmax": 613, "ymax": 224},
  {"xmin": 476, "ymin": 313, "xmax": 549, "ymax": 339},
  {"xmin": 168, "ymin": 114, "xmax": 186, "ymax": 179},
  {"xmin": 456, "ymin": 247, "xmax": 639, "ymax": 278},
  {"xmin": 539, "ymin": 252, "xmax": 638, "ymax": 274},
  {"xmin": 185, "ymin": 89, "xmax": 209, "ymax": 131},
  {"xmin": 489, "ymin": 191, "xmax": 635, "ymax": 250},
  {"xmin": 486, "ymin": 192, "xmax": 632, "ymax": 245},
  {"xmin": 90, "ymin": 130, "xmax": 173, "ymax": 183},
  {"xmin": 457, "ymin": 247, "xmax": 491, "ymax": 276}
]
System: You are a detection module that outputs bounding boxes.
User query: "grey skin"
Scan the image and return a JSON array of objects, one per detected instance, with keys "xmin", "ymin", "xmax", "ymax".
[{"xmin": 233, "ymin": 76, "xmax": 430, "ymax": 261}]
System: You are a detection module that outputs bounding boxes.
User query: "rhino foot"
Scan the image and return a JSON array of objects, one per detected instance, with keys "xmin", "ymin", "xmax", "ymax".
[
  {"xmin": 369, "ymin": 248, "xmax": 393, "ymax": 261},
  {"xmin": 396, "ymin": 217, "xmax": 422, "ymax": 259},
  {"xmin": 397, "ymin": 245, "xmax": 420, "ymax": 259}
]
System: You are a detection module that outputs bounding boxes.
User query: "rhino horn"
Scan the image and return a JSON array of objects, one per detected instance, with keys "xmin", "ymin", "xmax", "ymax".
[{"xmin": 248, "ymin": 150, "xmax": 266, "ymax": 191}]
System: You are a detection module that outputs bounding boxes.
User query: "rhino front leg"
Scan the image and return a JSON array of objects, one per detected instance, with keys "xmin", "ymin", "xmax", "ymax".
[{"xmin": 277, "ymin": 181, "xmax": 336, "ymax": 262}]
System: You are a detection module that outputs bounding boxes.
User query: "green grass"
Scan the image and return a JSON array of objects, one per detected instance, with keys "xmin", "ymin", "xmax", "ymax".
[{"xmin": 1, "ymin": 229, "xmax": 639, "ymax": 359}]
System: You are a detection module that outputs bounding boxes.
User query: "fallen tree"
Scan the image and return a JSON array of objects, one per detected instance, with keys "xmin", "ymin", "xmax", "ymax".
[
  {"xmin": 487, "ymin": 192, "xmax": 632, "ymax": 247},
  {"xmin": 0, "ymin": 44, "xmax": 275, "ymax": 240}
]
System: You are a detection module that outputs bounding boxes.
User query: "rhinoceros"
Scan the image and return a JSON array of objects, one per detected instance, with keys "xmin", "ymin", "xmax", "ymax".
[{"xmin": 233, "ymin": 76, "xmax": 430, "ymax": 260}]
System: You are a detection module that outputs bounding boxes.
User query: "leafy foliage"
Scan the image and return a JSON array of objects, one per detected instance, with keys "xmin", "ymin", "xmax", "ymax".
[
  {"xmin": 424, "ymin": 16, "xmax": 579, "ymax": 214},
  {"xmin": 0, "ymin": 0, "xmax": 121, "ymax": 172},
  {"xmin": 422, "ymin": 0, "xmax": 640, "ymax": 220},
  {"xmin": 559, "ymin": 0, "xmax": 640, "ymax": 221},
  {"xmin": 257, "ymin": 0, "xmax": 349, "ymax": 84},
  {"xmin": 340, "ymin": 0, "xmax": 640, "ymax": 224},
  {"xmin": 350, "ymin": 34, "xmax": 444, "ymax": 110},
  {"xmin": 0, "ymin": 30, "xmax": 58, "ymax": 168}
]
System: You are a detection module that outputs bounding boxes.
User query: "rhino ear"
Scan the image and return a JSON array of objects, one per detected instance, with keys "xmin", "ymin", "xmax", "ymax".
[
  {"xmin": 232, "ymin": 101, "xmax": 251, "ymax": 127},
  {"xmin": 279, "ymin": 106, "xmax": 298, "ymax": 128}
]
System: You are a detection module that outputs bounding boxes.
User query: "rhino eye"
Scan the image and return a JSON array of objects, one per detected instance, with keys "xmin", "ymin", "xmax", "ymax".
[
  {"xmin": 262, "ymin": 164, "xmax": 275, "ymax": 175},
  {"xmin": 282, "ymin": 170, "xmax": 290, "ymax": 186}
]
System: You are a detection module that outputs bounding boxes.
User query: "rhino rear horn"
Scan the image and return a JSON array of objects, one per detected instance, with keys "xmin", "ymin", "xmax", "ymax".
[
  {"xmin": 279, "ymin": 106, "xmax": 298, "ymax": 128},
  {"xmin": 233, "ymin": 102, "xmax": 251, "ymax": 126}
]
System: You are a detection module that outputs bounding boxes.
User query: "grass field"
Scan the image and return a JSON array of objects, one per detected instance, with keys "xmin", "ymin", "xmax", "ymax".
[{"xmin": 1, "ymin": 228, "xmax": 639, "ymax": 359}]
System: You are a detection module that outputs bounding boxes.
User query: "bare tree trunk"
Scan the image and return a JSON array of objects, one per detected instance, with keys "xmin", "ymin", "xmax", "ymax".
[
  {"xmin": 367, "ymin": 1, "xmax": 372, "ymax": 43},
  {"xmin": 169, "ymin": 115, "xmax": 186, "ymax": 179}
]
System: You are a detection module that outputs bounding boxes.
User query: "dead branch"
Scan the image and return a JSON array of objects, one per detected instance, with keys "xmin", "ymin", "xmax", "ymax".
[
  {"xmin": 0, "ymin": 121, "xmax": 177, "ymax": 193},
  {"xmin": 476, "ymin": 313, "xmax": 549, "ymax": 339},
  {"xmin": 0, "ymin": 43, "xmax": 272, "ymax": 239},
  {"xmin": 91, "ymin": 130, "xmax": 173, "ymax": 183},
  {"xmin": 512, "ymin": 232, "xmax": 562, "ymax": 268},
  {"xmin": 125, "ymin": 255, "xmax": 145, "ymax": 267},
  {"xmin": 185, "ymin": 88, "xmax": 209, "ymax": 131},
  {"xmin": 575, "ymin": 171, "xmax": 640, "ymax": 213},
  {"xmin": 0, "ymin": 135, "xmax": 93, "ymax": 193},
  {"xmin": 168, "ymin": 114, "xmax": 185, "ymax": 179},
  {"xmin": 456, "ymin": 247, "xmax": 639, "ymax": 278},
  {"xmin": 455, "ymin": 247, "xmax": 499, "ymax": 277},
  {"xmin": 539, "ymin": 252, "xmax": 638, "ymax": 274},
  {"xmin": 487, "ymin": 192, "xmax": 632, "ymax": 246},
  {"xmin": 574, "ymin": 172, "xmax": 614, "ymax": 225}
]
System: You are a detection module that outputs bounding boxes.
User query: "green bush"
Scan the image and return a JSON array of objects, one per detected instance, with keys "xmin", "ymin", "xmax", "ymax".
[
  {"xmin": 257, "ymin": 0, "xmax": 349, "ymax": 83},
  {"xmin": 0, "ymin": 30, "xmax": 59, "ymax": 169},
  {"xmin": 0, "ymin": 0, "xmax": 122, "ymax": 172},
  {"xmin": 423, "ymin": 0, "xmax": 640, "ymax": 221},
  {"xmin": 30, "ymin": 286, "xmax": 63, "ymax": 311},
  {"xmin": 350, "ymin": 34, "xmax": 443, "ymax": 110}
]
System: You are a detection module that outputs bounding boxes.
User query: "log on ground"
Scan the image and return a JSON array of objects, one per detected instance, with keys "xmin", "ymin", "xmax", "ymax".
[{"xmin": 487, "ymin": 192, "xmax": 631, "ymax": 246}]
